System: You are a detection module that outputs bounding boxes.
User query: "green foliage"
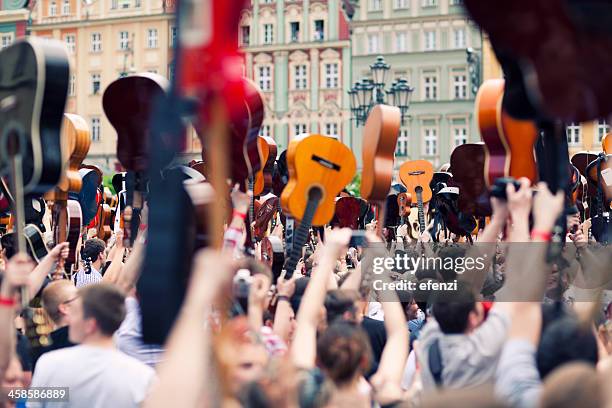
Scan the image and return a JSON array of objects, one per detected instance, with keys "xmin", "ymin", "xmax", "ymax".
[
  {"xmin": 103, "ymin": 175, "xmax": 116, "ymax": 194},
  {"xmin": 346, "ymin": 173, "xmax": 361, "ymax": 197}
]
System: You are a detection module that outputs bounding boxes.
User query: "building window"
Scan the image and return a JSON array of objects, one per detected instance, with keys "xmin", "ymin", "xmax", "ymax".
[
  {"xmin": 453, "ymin": 126, "xmax": 468, "ymax": 147},
  {"xmin": 294, "ymin": 65, "xmax": 307, "ymax": 90},
  {"xmin": 454, "ymin": 28, "xmax": 466, "ymax": 48},
  {"xmin": 169, "ymin": 27, "xmax": 177, "ymax": 47},
  {"xmin": 314, "ymin": 20, "xmax": 325, "ymax": 41},
  {"xmin": 240, "ymin": 26, "xmax": 250, "ymax": 46},
  {"xmin": 290, "ymin": 22, "xmax": 300, "ymax": 42},
  {"xmin": 369, "ymin": 0, "xmax": 382, "ymax": 11},
  {"xmin": 368, "ymin": 34, "xmax": 380, "ymax": 54},
  {"xmin": 325, "ymin": 123, "xmax": 338, "ymax": 137},
  {"xmin": 1, "ymin": 33, "xmax": 14, "ymax": 49},
  {"xmin": 111, "ymin": 0, "xmax": 118, "ymax": 8},
  {"xmin": 453, "ymin": 71, "xmax": 468, "ymax": 99},
  {"xmin": 69, "ymin": 74, "xmax": 76, "ymax": 96},
  {"xmin": 119, "ymin": 0, "xmax": 130, "ymax": 8},
  {"xmin": 91, "ymin": 73, "xmax": 101, "ymax": 95},
  {"xmin": 260, "ymin": 125, "xmax": 271, "ymax": 138},
  {"xmin": 258, "ymin": 66, "xmax": 272, "ymax": 91},
  {"xmin": 422, "ymin": 0, "xmax": 437, "ymax": 6},
  {"xmin": 450, "ymin": 0, "xmax": 462, "ymax": 5},
  {"xmin": 566, "ymin": 122, "xmax": 582, "ymax": 145},
  {"xmin": 324, "ymin": 63, "xmax": 339, "ymax": 89},
  {"xmin": 396, "ymin": 32, "xmax": 407, "ymax": 52},
  {"xmin": 147, "ymin": 29, "xmax": 158, "ymax": 48},
  {"xmin": 263, "ymin": 24, "xmax": 274, "ymax": 44},
  {"xmin": 396, "ymin": 129, "xmax": 409, "ymax": 156},
  {"xmin": 62, "ymin": 0, "xmax": 70, "ymax": 15},
  {"xmin": 64, "ymin": 34, "xmax": 76, "ymax": 54},
  {"xmin": 394, "ymin": 0, "xmax": 409, "ymax": 8},
  {"xmin": 294, "ymin": 123, "xmax": 308, "ymax": 137},
  {"xmin": 119, "ymin": 31, "xmax": 129, "ymax": 50},
  {"xmin": 261, "ymin": 0, "xmax": 273, "ymax": 3},
  {"xmin": 49, "ymin": 1, "xmax": 57, "ymax": 16},
  {"xmin": 134, "ymin": 0, "xmax": 141, "ymax": 7},
  {"xmin": 598, "ymin": 119, "xmax": 610, "ymax": 142},
  {"xmin": 423, "ymin": 73, "xmax": 438, "ymax": 100},
  {"xmin": 424, "ymin": 30, "xmax": 436, "ymax": 51},
  {"xmin": 91, "ymin": 33, "xmax": 102, "ymax": 52},
  {"xmin": 91, "ymin": 117, "xmax": 101, "ymax": 142},
  {"xmin": 424, "ymin": 127, "xmax": 437, "ymax": 156}
]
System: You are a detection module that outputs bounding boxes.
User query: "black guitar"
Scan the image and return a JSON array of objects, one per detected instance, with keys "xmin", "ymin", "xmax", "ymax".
[
  {"xmin": 24, "ymin": 224, "xmax": 48, "ymax": 263},
  {"xmin": 0, "ymin": 39, "xmax": 69, "ymax": 309}
]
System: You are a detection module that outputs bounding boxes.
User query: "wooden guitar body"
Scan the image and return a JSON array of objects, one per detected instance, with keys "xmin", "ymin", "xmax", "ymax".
[
  {"xmin": 253, "ymin": 195, "xmax": 279, "ymax": 240},
  {"xmin": 332, "ymin": 196, "xmax": 362, "ymax": 229},
  {"xmin": 0, "ymin": 38, "xmax": 69, "ymax": 194},
  {"xmin": 254, "ymin": 136, "xmax": 277, "ymax": 196},
  {"xmin": 24, "ymin": 224, "xmax": 48, "ymax": 263},
  {"xmin": 397, "ymin": 192, "xmax": 412, "ymax": 218},
  {"xmin": 571, "ymin": 152, "xmax": 599, "ymax": 199},
  {"xmin": 604, "ymin": 133, "xmax": 612, "ymax": 154},
  {"xmin": 360, "ymin": 104, "xmax": 401, "ymax": 201},
  {"xmin": 399, "ymin": 160, "xmax": 434, "ymax": 203},
  {"xmin": 476, "ymin": 79, "xmax": 538, "ymax": 187},
  {"xmin": 240, "ymin": 78, "xmax": 264, "ymax": 189},
  {"xmin": 272, "ymin": 150, "xmax": 288, "ymax": 198},
  {"xmin": 586, "ymin": 154, "xmax": 612, "ymax": 206},
  {"xmin": 281, "ymin": 134, "xmax": 356, "ymax": 226},
  {"xmin": 450, "ymin": 143, "xmax": 492, "ymax": 217},
  {"xmin": 261, "ymin": 235, "xmax": 285, "ymax": 283},
  {"xmin": 59, "ymin": 114, "xmax": 91, "ymax": 193}
]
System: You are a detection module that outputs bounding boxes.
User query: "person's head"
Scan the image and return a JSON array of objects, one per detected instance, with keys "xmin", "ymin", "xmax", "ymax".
[
  {"xmin": 431, "ymin": 281, "xmax": 482, "ymax": 334},
  {"xmin": 239, "ymin": 357, "xmax": 300, "ymax": 408},
  {"xmin": 67, "ymin": 283, "xmax": 126, "ymax": 344},
  {"xmin": 536, "ymin": 316, "xmax": 598, "ymax": 379},
  {"xmin": 324, "ymin": 290, "xmax": 360, "ymax": 324},
  {"xmin": 214, "ymin": 317, "xmax": 269, "ymax": 398},
  {"xmin": 316, "ymin": 321, "xmax": 371, "ymax": 387},
  {"xmin": 397, "ymin": 289, "xmax": 418, "ymax": 321},
  {"xmin": 81, "ymin": 238, "xmax": 106, "ymax": 270},
  {"xmin": 540, "ymin": 362, "xmax": 604, "ymax": 408},
  {"xmin": 41, "ymin": 280, "xmax": 79, "ymax": 327}
]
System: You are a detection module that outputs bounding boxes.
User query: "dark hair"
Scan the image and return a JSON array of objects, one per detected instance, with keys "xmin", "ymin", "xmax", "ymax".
[
  {"xmin": 397, "ymin": 289, "xmax": 416, "ymax": 317},
  {"xmin": 79, "ymin": 283, "xmax": 126, "ymax": 336},
  {"xmin": 431, "ymin": 281, "xmax": 476, "ymax": 334},
  {"xmin": 324, "ymin": 290, "xmax": 358, "ymax": 324},
  {"xmin": 290, "ymin": 277, "xmax": 310, "ymax": 314},
  {"xmin": 536, "ymin": 316, "xmax": 598, "ymax": 379},
  {"xmin": 316, "ymin": 322, "xmax": 371, "ymax": 385},
  {"xmin": 81, "ymin": 238, "xmax": 106, "ymax": 264}
]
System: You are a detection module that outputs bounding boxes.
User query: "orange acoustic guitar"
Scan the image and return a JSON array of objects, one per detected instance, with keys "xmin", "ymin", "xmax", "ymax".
[
  {"xmin": 603, "ymin": 132, "xmax": 611, "ymax": 154},
  {"xmin": 399, "ymin": 160, "xmax": 433, "ymax": 236},
  {"xmin": 281, "ymin": 134, "xmax": 356, "ymax": 278},
  {"xmin": 397, "ymin": 192, "xmax": 411, "ymax": 224},
  {"xmin": 360, "ymin": 104, "xmax": 401, "ymax": 236},
  {"xmin": 476, "ymin": 79, "xmax": 539, "ymax": 188},
  {"xmin": 253, "ymin": 136, "xmax": 277, "ymax": 197}
]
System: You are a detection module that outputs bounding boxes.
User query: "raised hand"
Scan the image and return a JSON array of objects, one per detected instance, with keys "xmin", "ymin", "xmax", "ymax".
[
  {"xmin": 1, "ymin": 254, "xmax": 34, "ymax": 298},
  {"xmin": 506, "ymin": 177, "xmax": 532, "ymax": 222},
  {"xmin": 48, "ymin": 242, "xmax": 69, "ymax": 262},
  {"xmin": 532, "ymin": 181, "xmax": 564, "ymax": 232}
]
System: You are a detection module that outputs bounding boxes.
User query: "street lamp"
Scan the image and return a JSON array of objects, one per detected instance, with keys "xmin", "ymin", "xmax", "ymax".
[
  {"xmin": 466, "ymin": 47, "xmax": 481, "ymax": 97},
  {"xmin": 349, "ymin": 55, "xmax": 414, "ymax": 126}
]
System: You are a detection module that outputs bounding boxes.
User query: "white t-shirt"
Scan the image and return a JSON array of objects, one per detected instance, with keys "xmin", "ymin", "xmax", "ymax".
[{"xmin": 27, "ymin": 345, "xmax": 156, "ymax": 408}]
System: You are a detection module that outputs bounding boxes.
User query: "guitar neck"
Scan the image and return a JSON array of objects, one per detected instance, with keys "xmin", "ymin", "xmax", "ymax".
[
  {"xmin": 417, "ymin": 189, "xmax": 425, "ymax": 233},
  {"xmin": 284, "ymin": 195, "xmax": 321, "ymax": 279}
]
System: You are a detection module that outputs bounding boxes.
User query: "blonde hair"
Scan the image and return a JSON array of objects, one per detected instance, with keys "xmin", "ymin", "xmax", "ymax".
[{"xmin": 41, "ymin": 280, "xmax": 76, "ymax": 324}]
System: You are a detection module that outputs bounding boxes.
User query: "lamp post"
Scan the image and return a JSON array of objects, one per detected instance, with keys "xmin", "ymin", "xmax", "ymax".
[
  {"xmin": 466, "ymin": 47, "xmax": 481, "ymax": 97},
  {"xmin": 349, "ymin": 55, "xmax": 414, "ymax": 126}
]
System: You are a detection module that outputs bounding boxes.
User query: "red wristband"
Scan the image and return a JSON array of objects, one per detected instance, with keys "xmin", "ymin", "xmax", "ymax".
[
  {"xmin": 233, "ymin": 210, "xmax": 247, "ymax": 220},
  {"xmin": 0, "ymin": 296, "xmax": 16, "ymax": 307},
  {"xmin": 531, "ymin": 230, "xmax": 552, "ymax": 242}
]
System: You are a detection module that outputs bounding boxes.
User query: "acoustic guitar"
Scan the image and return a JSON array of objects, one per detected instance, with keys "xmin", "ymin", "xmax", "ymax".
[
  {"xmin": 449, "ymin": 143, "xmax": 491, "ymax": 217},
  {"xmin": 281, "ymin": 134, "xmax": 356, "ymax": 278},
  {"xmin": 604, "ymin": 133, "xmax": 612, "ymax": 154},
  {"xmin": 397, "ymin": 192, "xmax": 411, "ymax": 222},
  {"xmin": 24, "ymin": 224, "xmax": 48, "ymax": 263},
  {"xmin": 0, "ymin": 39, "xmax": 69, "ymax": 312},
  {"xmin": 254, "ymin": 136, "xmax": 277, "ymax": 197},
  {"xmin": 332, "ymin": 196, "xmax": 363, "ymax": 230},
  {"xmin": 399, "ymin": 160, "xmax": 434, "ymax": 236},
  {"xmin": 476, "ymin": 79, "xmax": 538, "ymax": 187},
  {"xmin": 261, "ymin": 235, "xmax": 285, "ymax": 283},
  {"xmin": 360, "ymin": 104, "xmax": 401, "ymax": 238}
]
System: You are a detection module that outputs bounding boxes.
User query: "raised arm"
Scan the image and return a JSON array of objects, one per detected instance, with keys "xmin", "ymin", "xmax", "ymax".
[
  {"xmin": 27, "ymin": 242, "xmax": 68, "ymax": 296},
  {"xmin": 0, "ymin": 255, "xmax": 34, "ymax": 376},
  {"xmin": 143, "ymin": 250, "xmax": 232, "ymax": 408},
  {"xmin": 273, "ymin": 272, "xmax": 297, "ymax": 342},
  {"xmin": 291, "ymin": 228, "xmax": 351, "ymax": 370}
]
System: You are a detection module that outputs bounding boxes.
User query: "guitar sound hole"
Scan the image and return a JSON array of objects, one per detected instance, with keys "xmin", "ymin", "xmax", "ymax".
[{"xmin": 308, "ymin": 187, "xmax": 323, "ymax": 202}]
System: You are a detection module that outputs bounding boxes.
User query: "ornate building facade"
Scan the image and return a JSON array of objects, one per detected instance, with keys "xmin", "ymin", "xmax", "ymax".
[
  {"xmin": 240, "ymin": 0, "xmax": 352, "ymax": 153},
  {"xmin": 350, "ymin": 0, "xmax": 481, "ymax": 168}
]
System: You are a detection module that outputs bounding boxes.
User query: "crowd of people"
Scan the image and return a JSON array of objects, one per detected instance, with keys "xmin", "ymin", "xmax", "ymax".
[{"xmin": 0, "ymin": 178, "xmax": 610, "ymax": 408}]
